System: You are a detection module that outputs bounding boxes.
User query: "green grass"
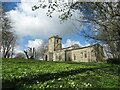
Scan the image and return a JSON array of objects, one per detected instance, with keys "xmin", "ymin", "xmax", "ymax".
[{"xmin": 2, "ymin": 58, "xmax": 120, "ymax": 89}]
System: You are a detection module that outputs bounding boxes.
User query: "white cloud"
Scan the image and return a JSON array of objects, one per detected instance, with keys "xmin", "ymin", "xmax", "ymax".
[
  {"xmin": 84, "ymin": 41, "xmax": 90, "ymax": 46},
  {"xmin": 27, "ymin": 39, "xmax": 44, "ymax": 48},
  {"xmin": 62, "ymin": 39, "xmax": 83, "ymax": 48},
  {"xmin": 8, "ymin": 0, "xmax": 82, "ymax": 40},
  {"xmin": 14, "ymin": 46, "xmax": 23, "ymax": 53}
]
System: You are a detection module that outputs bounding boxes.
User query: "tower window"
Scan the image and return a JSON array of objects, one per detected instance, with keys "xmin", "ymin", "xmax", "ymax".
[{"xmin": 57, "ymin": 39, "xmax": 59, "ymax": 43}]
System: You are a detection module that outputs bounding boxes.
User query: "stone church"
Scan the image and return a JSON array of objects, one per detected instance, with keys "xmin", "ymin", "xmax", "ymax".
[{"xmin": 44, "ymin": 35, "xmax": 105, "ymax": 62}]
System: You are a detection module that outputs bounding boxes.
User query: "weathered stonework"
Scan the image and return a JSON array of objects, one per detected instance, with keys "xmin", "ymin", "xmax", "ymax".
[{"xmin": 44, "ymin": 35, "xmax": 105, "ymax": 62}]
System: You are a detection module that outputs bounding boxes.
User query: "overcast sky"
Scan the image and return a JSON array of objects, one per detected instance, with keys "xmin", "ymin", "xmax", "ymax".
[{"xmin": 3, "ymin": 0, "xmax": 91, "ymax": 53}]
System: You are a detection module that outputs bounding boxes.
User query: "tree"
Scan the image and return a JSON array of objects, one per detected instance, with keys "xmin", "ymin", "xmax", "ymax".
[
  {"xmin": 77, "ymin": 2, "xmax": 120, "ymax": 59},
  {"xmin": 38, "ymin": 43, "xmax": 48, "ymax": 60},
  {"xmin": 0, "ymin": 2, "xmax": 2, "ymax": 58},
  {"xmin": 24, "ymin": 47, "xmax": 36, "ymax": 59},
  {"xmin": 0, "ymin": 3, "xmax": 17, "ymax": 58},
  {"xmin": 32, "ymin": 1, "xmax": 120, "ymax": 59},
  {"xmin": 69, "ymin": 2, "xmax": 120, "ymax": 59},
  {"xmin": 24, "ymin": 42, "xmax": 48, "ymax": 60}
]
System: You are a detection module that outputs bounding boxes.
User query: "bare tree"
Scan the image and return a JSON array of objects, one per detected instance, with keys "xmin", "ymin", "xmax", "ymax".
[
  {"xmin": 24, "ymin": 47, "xmax": 36, "ymax": 59},
  {"xmin": 38, "ymin": 43, "xmax": 48, "ymax": 60},
  {"xmin": 0, "ymin": 2, "xmax": 2, "ymax": 58},
  {"xmin": 0, "ymin": 3, "xmax": 17, "ymax": 58},
  {"xmin": 23, "ymin": 41, "xmax": 47, "ymax": 60}
]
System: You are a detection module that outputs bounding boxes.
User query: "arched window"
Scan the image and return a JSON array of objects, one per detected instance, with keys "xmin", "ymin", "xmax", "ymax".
[
  {"xmin": 68, "ymin": 57, "xmax": 71, "ymax": 61},
  {"xmin": 88, "ymin": 52, "xmax": 90, "ymax": 62},
  {"xmin": 59, "ymin": 56, "xmax": 61, "ymax": 60},
  {"xmin": 74, "ymin": 54, "xmax": 76, "ymax": 60},
  {"xmin": 91, "ymin": 50, "xmax": 94, "ymax": 57},
  {"xmin": 55, "ymin": 55, "xmax": 57, "ymax": 60},
  {"xmin": 81, "ymin": 52, "xmax": 83, "ymax": 58},
  {"xmin": 84, "ymin": 51, "xmax": 87, "ymax": 58}
]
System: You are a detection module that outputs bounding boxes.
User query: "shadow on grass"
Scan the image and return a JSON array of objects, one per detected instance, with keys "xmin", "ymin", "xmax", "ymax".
[{"xmin": 2, "ymin": 66, "xmax": 109, "ymax": 89}]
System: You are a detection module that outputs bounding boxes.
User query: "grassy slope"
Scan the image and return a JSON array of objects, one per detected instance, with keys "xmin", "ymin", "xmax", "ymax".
[{"xmin": 2, "ymin": 58, "xmax": 120, "ymax": 89}]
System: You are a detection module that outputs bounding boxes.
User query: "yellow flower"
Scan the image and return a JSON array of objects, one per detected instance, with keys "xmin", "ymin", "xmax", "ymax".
[
  {"xmin": 60, "ymin": 85, "xmax": 62, "ymax": 87},
  {"xmin": 58, "ymin": 78, "xmax": 61, "ymax": 80}
]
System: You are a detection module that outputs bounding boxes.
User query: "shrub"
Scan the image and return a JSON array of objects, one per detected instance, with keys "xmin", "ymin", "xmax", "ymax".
[
  {"xmin": 14, "ymin": 56, "xmax": 25, "ymax": 59},
  {"xmin": 106, "ymin": 58, "xmax": 120, "ymax": 64}
]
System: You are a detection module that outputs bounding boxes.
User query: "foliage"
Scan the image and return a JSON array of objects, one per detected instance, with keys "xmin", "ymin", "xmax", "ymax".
[
  {"xmin": 106, "ymin": 58, "xmax": 120, "ymax": 65},
  {"xmin": 2, "ymin": 58, "xmax": 120, "ymax": 89}
]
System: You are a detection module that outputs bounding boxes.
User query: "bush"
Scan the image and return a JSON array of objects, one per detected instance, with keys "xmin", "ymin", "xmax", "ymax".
[
  {"xmin": 106, "ymin": 58, "xmax": 120, "ymax": 64},
  {"xmin": 14, "ymin": 56, "xmax": 25, "ymax": 59}
]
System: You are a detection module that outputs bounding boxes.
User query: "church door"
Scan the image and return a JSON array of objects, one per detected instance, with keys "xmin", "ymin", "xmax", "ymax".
[{"xmin": 45, "ymin": 55, "xmax": 47, "ymax": 61}]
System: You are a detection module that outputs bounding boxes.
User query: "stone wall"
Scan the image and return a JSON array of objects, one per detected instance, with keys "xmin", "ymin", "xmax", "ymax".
[
  {"xmin": 68, "ymin": 44, "xmax": 105, "ymax": 62},
  {"xmin": 53, "ymin": 50, "xmax": 65, "ymax": 61},
  {"xmin": 66, "ymin": 50, "xmax": 72, "ymax": 61},
  {"xmin": 48, "ymin": 36, "xmax": 62, "ymax": 52},
  {"xmin": 70, "ymin": 47, "xmax": 96, "ymax": 62},
  {"xmin": 44, "ymin": 52, "xmax": 53, "ymax": 61},
  {"xmin": 48, "ymin": 38, "xmax": 55, "ymax": 52}
]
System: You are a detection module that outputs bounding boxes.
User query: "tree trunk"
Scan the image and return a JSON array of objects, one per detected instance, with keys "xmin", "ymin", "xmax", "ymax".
[{"xmin": 24, "ymin": 51, "xmax": 29, "ymax": 59}]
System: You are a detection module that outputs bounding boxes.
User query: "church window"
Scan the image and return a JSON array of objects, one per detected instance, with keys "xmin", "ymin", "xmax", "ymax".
[
  {"xmin": 56, "ymin": 55, "xmax": 57, "ymax": 60},
  {"xmin": 74, "ymin": 54, "xmax": 76, "ymax": 60},
  {"xmin": 68, "ymin": 57, "xmax": 71, "ymax": 61},
  {"xmin": 59, "ymin": 56, "xmax": 61, "ymax": 60},
  {"xmin": 88, "ymin": 52, "xmax": 90, "ymax": 61},
  {"xmin": 91, "ymin": 50, "xmax": 94, "ymax": 57},
  {"xmin": 81, "ymin": 52, "xmax": 83, "ymax": 58},
  {"xmin": 84, "ymin": 51, "xmax": 87, "ymax": 58}
]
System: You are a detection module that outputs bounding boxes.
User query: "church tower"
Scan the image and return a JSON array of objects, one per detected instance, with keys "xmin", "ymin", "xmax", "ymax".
[{"xmin": 48, "ymin": 35, "xmax": 62, "ymax": 52}]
